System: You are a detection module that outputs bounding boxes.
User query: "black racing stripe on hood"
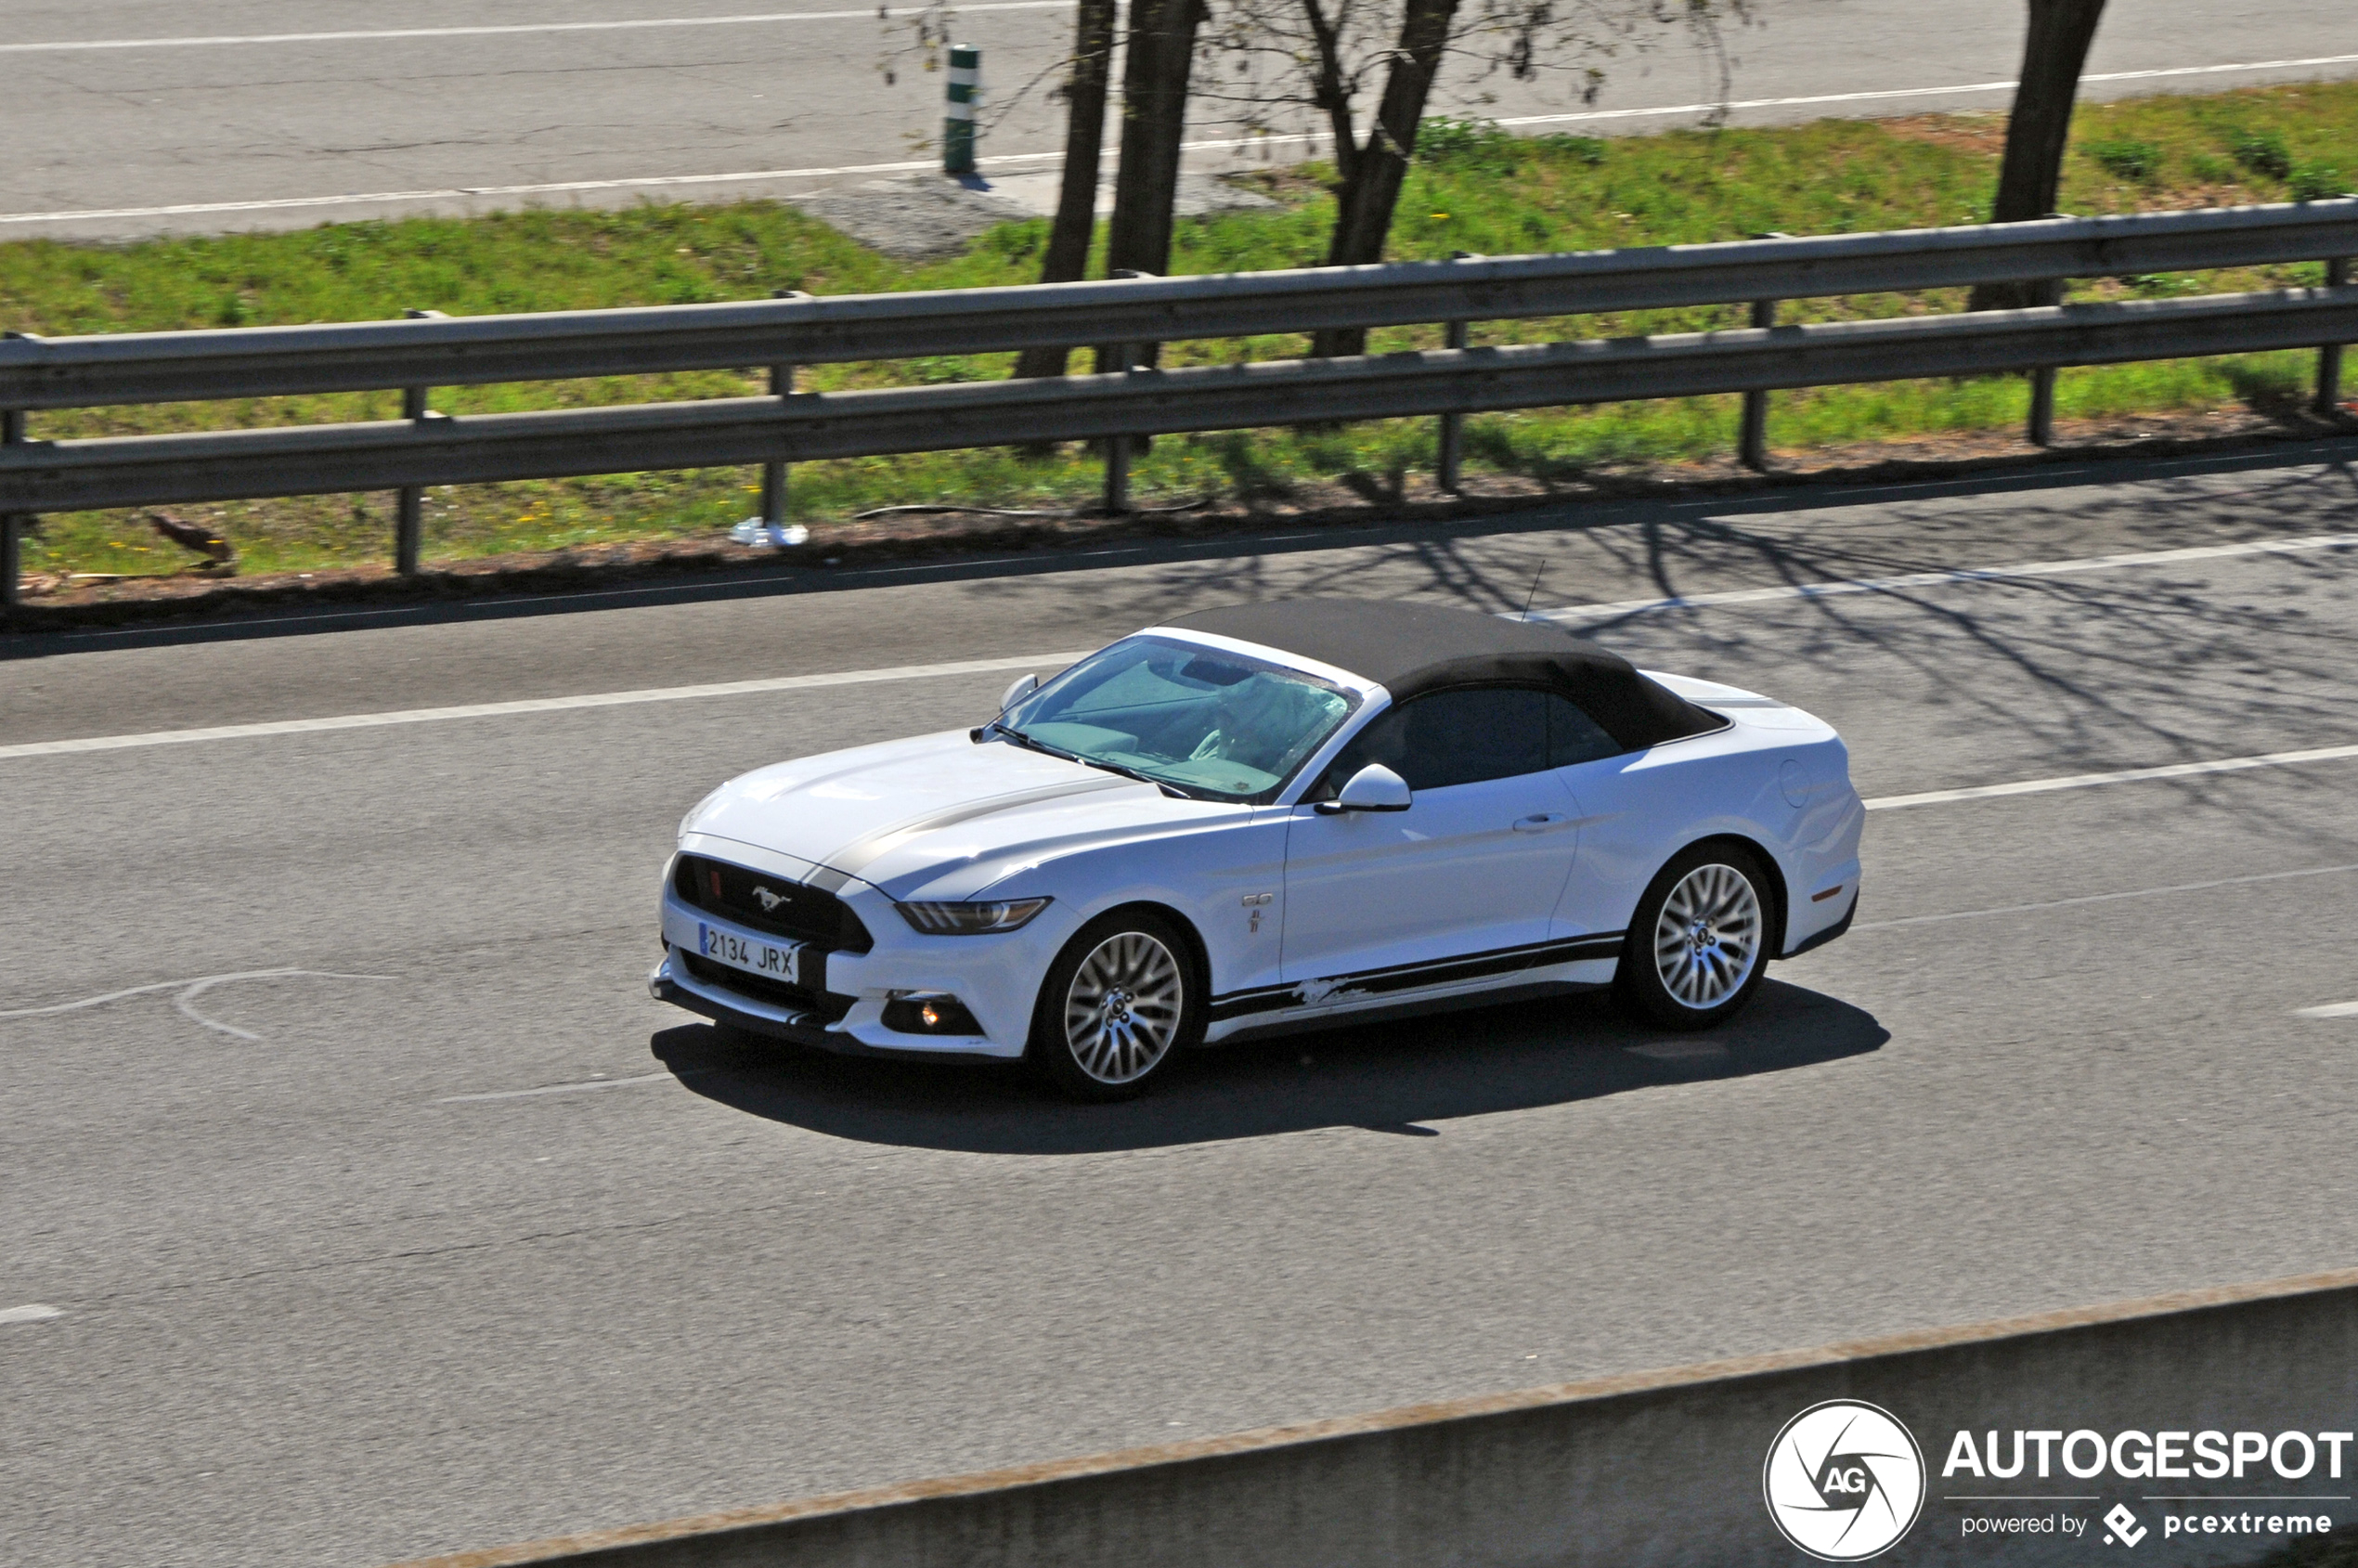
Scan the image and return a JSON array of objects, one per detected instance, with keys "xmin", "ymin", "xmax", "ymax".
[{"xmin": 803, "ymin": 774, "xmax": 1139, "ymax": 893}]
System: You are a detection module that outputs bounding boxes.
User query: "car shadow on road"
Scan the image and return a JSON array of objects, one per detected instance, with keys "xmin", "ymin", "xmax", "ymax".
[{"xmin": 648, "ymin": 978, "xmax": 1885, "ymax": 1154}]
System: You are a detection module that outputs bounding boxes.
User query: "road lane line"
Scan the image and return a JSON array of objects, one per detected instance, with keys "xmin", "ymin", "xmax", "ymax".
[
  {"xmin": 0, "ymin": 654, "xmax": 1090, "ymax": 760},
  {"xmin": 1492, "ymin": 54, "xmax": 2358, "ymax": 131},
  {"xmin": 0, "ymin": 5, "xmax": 1079, "ymax": 53},
  {"xmin": 0, "ymin": 969, "xmax": 395, "ymax": 1035},
  {"xmin": 1532, "ymin": 532, "xmax": 2358, "ymax": 625},
  {"xmin": 438, "ymin": 1072, "xmax": 678, "ymax": 1102},
  {"xmin": 3, "ymin": 532, "xmax": 2352, "ymax": 764},
  {"xmin": 1861, "ymin": 744, "xmax": 2358, "ymax": 811},
  {"xmin": 6, "ymin": 54, "xmax": 2354, "ymax": 226},
  {"xmin": 0, "ymin": 162, "xmax": 964, "ymax": 227},
  {"xmin": 0, "ymin": 1304, "xmax": 65, "ymax": 1325},
  {"xmin": 1854, "ymin": 862, "xmax": 2358, "ymax": 930},
  {"xmin": 2298, "ymin": 1001, "xmax": 2358, "ymax": 1018}
]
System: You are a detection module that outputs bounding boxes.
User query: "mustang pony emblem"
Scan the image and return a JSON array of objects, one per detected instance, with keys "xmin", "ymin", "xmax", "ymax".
[{"xmin": 750, "ymin": 885, "xmax": 792, "ymax": 913}]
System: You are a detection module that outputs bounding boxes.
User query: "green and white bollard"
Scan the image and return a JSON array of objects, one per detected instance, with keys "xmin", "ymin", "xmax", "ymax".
[{"xmin": 944, "ymin": 44, "xmax": 979, "ymax": 175}]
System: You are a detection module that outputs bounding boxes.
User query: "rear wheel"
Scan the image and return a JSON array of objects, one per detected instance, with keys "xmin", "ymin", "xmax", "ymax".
[
  {"xmin": 1617, "ymin": 843, "xmax": 1773, "ymax": 1030},
  {"xmin": 1030, "ymin": 911, "xmax": 1200, "ymax": 1100}
]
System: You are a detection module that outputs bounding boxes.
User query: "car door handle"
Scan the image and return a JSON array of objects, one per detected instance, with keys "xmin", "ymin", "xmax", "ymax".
[{"xmin": 1512, "ymin": 812, "xmax": 1570, "ymax": 833}]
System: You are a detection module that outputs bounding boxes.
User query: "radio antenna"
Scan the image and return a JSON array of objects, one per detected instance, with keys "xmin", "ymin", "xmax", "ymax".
[{"xmin": 1521, "ymin": 564, "xmax": 1546, "ymax": 621}]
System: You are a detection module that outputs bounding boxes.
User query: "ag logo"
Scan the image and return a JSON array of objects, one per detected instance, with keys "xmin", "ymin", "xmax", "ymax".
[{"xmin": 1763, "ymin": 1400, "xmax": 1926, "ymax": 1562}]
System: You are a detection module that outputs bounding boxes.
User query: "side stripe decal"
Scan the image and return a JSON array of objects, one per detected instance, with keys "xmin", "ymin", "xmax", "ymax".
[{"xmin": 1211, "ymin": 933, "xmax": 1626, "ymax": 1021}]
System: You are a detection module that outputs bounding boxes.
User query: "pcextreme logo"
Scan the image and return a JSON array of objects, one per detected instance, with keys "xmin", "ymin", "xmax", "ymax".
[{"xmin": 1765, "ymin": 1400, "xmax": 1929, "ymax": 1561}]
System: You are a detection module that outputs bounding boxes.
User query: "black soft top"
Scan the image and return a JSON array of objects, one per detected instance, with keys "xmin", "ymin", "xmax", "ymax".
[{"xmin": 1163, "ymin": 597, "xmax": 1720, "ymax": 750}]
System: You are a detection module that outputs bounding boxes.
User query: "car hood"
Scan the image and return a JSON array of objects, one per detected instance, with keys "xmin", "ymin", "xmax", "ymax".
[{"xmin": 681, "ymin": 729, "xmax": 1238, "ymax": 900}]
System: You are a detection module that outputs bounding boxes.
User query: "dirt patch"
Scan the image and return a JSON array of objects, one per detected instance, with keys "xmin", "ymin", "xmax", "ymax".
[
  {"xmin": 791, "ymin": 175, "xmax": 1038, "ymax": 262},
  {"xmin": 9, "ymin": 403, "xmax": 2352, "ymax": 634},
  {"xmin": 1875, "ymin": 113, "xmax": 2010, "ymax": 157}
]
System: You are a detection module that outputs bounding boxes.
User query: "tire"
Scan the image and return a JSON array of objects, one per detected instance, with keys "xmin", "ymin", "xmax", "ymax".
[
  {"xmin": 1028, "ymin": 910, "xmax": 1203, "ymax": 1101},
  {"xmin": 1616, "ymin": 842, "xmax": 1775, "ymax": 1030}
]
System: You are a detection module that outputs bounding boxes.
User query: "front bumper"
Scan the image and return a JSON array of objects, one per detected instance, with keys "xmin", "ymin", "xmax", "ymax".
[
  {"xmin": 654, "ymin": 889, "xmax": 1035, "ymax": 1061},
  {"xmin": 649, "ymin": 950, "xmax": 1013, "ymax": 1063}
]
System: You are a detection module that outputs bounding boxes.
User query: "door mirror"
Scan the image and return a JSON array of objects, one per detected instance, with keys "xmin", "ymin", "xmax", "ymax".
[
  {"xmin": 1316, "ymin": 762, "xmax": 1412, "ymax": 814},
  {"xmin": 998, "ymin": 672, "xmax": 1040, "ymax": 713}
]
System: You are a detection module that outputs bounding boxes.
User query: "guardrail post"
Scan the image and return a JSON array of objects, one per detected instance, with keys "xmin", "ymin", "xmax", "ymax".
[
  {"xmin": 1, "ymin": 405, "xmax": 23, "ymax": 616},
  {"xmin": 743, "ymin": 289, "xmax": 812, "ymax": 546},
  {"xmin": 2026, "ymin": 218, "xmax": 2067, "ymax": 448},
  {"xmin": 1436, "ymin": 251, "xmax": 1480, "ymax": 494},
  {"xmin": 1740, "ymin": 299, "xmax": 1780, "ymax": 470},
  {"xmin": 1102, "ymin": 339, "xmax": 1133, "ymax": 514},
  {"xmin": 1100, "ymin": 269, "xmax": 1153, "ymax": 514},
  {"xmin": 2319, "ymin": 255, "xmax": 2352, "ymax": 417},
  {"xmin": 2027, "ymin": 364, "xmax": 2057, "ymax": 447},
  {"xmin": 395, "ymin": 308, "xmax": 447, "ymax": 576},
  {"xmin": 1739, "ymin": 235, "xmax": 1789, "ymax": 473}
]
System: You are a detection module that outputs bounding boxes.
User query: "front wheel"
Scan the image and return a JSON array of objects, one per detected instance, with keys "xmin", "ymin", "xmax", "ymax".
[
  {"xmin": 1617, "ymin": 844, "xmax": 1774, "ymax": 1030},
  {"xmin": 1029, "ymin": 911, "xmax": 1201, "ymax": 1101}
]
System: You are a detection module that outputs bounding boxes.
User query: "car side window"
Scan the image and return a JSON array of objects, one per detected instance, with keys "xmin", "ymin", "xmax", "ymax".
[
  {"xmin": 1543, "ymin": 692, "xmax": 1623, "ymax": 767},
  {"xmin": 1315, "ymin": 687, "xmax": 1548, "ymax": 796}
]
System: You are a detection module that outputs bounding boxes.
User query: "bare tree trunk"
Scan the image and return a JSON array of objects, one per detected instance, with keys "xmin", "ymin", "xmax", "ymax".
[
  {"xmin": 1014, "ymin": 0, "xmax": 1118, "ymax": 380},
  {"xmin": 1103, "ymin": 0, "xmax": 1208, "ymax": 369},
  {"xmin": 1309, "ymin": 0, "xmax": 1461, "ymax": 356},
  {"xmin": 1968, "ymin": 0, "xmax": 2107, "ymax": 310},
  {"xmin": 1298, "ymin": 0, "xmax": 1362, "ymax": 193}
]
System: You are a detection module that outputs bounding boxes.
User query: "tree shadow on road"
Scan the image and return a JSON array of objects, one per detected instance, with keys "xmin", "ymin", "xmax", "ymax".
[{"xmin": 649, "ymin": 978, "xmax": 1885, "ymax": 1155}]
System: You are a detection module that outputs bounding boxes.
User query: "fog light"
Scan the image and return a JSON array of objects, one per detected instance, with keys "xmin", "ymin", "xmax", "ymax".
[{"xmin": 882, "ymin": 992, "xmax": 982, "ymax": 1035}]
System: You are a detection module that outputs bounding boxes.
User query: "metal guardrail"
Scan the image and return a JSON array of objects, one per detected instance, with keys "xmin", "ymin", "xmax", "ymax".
[
  {"xmin": 7, "ymin": 287, "xmax": 2354, "ymax": 513},
  {"xmin": 4, "ymin": 202, "xmax": 2356, "ymax": 411},
  {"xmin": 1, "ymin": 200, "xmax": 2353, "ymax": 607}
]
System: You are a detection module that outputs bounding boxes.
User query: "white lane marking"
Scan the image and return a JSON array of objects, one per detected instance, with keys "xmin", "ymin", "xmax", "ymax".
[
  {"xmin": 1494, "ymin": 54, "xmax": 2358, "ymax": 130},
  {"xmin": 7, "ymin": 53, "xmax": 2355, "ymax": 226},
  {"xmin": 0, "ymin": 4, "xmax": 1078, "ymax": 54},
  {"xmin": 438, "ymin": 1071, "xmax": 678, "ymax": 1103},
  {"xmin": 0, "ymin": 161, "xmax": 964, "ymax": 227},
  {"xmin": 2298, "ymin": 1000, "xmax": 2358, "ymax": 1018},
  {"xmin": 1530, "ymin": 533, "xmax": 2358, "ymax": 625},
  {"xmin": 1862, "ymin": 743, "xmax": 2358, "ymax": 811},
  {"xmin": 0, "ymin": 653, "xmax": 1088, "ymax": 761},
  {"xmin": 10, "ymin": 529, "xmax": 2355, "ymax": 762},
  {"xmin": 0, "ymin": 1304, "xmax": 65, "ymax": 1326},
  {"xmin": 1855, "ymin": 862, "xmax": 2358, "ymax": 930},
  {"xmin": 0, "ymin": 968, "xmax": 395, "ymax": 1039}
]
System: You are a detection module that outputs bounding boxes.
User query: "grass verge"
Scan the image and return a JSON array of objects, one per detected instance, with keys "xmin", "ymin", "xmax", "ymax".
[{"xmin": 4, "ymin": 79, "xmax": 2354, "ymax": 586}]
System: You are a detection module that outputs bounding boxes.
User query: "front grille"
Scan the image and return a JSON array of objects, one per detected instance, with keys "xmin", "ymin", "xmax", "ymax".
[
  {"xmin": 680, "ymin": 953, "xmax": 856, "ymax": 1022},
  {"xmin": 675, "ymin": 853, "xmax": 874, "ymax": 952}
]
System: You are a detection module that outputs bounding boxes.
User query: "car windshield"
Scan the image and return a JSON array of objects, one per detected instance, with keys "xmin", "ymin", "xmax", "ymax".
[{"xmin": 999, "ymin": 636, "xmax": 1356, "ymax": 802}]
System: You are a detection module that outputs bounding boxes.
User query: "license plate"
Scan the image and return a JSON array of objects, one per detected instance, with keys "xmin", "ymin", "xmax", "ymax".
[{"xmin": 696, "ymin": 921, "xmax": 798, "ymax": 981}]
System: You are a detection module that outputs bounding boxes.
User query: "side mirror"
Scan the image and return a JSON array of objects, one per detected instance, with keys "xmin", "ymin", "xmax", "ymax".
[
  {"xmin": 1315, "ymin": 763, "xmax": 1412, "ymax": 815},
  {"xmin": 998, "ymin": 672, "xmax": 1040, "ymax": 713}
]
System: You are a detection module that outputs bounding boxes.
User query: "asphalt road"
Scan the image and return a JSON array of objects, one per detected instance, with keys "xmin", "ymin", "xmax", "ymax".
[
  {"xmin": 5, "ymin": 442, "xmax": 2358, "ymax": 1566},
  {"xmin": 6, "ymin": 1, "xmax": 2354, "ymax": 240}
]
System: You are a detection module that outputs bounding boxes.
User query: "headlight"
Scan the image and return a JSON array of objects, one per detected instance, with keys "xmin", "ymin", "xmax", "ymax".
[{"xmin": 895, "ymin": 897, "xmax": 1053, "ymax": 935}]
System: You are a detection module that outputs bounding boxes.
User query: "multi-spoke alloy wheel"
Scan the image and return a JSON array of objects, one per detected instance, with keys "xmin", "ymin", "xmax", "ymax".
[
  {"xmin": 1652, "ymin": 862, "xmax": 1762, "ymax": 1009},
  {"xmin": 1619, "ymin": 846, "xmax": 1774, "ymax": 1030},
  {"xmin": 1032, "ymin": 912, "xmax": 1200, "ymax": 1099},
  {"xmin": 1063, "ymin": 932, "xmax": 1184, "ymax": 1084}
]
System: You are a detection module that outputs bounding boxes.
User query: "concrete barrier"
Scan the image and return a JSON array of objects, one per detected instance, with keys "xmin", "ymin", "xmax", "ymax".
[{"xmin": 395, "ymin": 1267, "xmax": 2358, "ymax": 1568}]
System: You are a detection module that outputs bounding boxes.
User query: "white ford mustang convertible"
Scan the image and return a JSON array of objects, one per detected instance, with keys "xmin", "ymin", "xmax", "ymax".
[{"xmin": 652, "ymin": 599, "xmax": 1862, "ymax": 1098}]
